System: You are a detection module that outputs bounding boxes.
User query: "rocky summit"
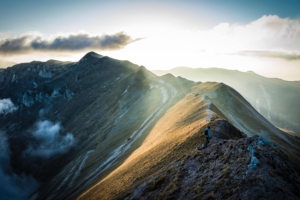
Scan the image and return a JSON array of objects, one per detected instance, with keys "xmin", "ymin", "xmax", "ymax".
[{"xmin": 0, "ymin": 52, "xmax": 299, "ymax": 200}]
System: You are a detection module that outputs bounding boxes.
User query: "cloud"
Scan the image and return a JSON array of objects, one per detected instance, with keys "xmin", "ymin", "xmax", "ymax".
[
  {"xmin": 0, "ymin": 131, "xmax": 39, "ymax": 200},
  {"xmin": 209, "ymin": 15, "xmax": 300, "ymax": 51},
  {"xmin": 0, "ymin": 98, "xmax": 18, "ymax": 115},
  {"xmin": 26, "ymin": 120, "xmax": 74, "ymax": 158},
  {"xmin": 236, "ymin": 50, "xmax": 300, "ymax": 61},
  {"xmin": 0, "ymin": 32, "xmax": 141, "ymax": 55}
]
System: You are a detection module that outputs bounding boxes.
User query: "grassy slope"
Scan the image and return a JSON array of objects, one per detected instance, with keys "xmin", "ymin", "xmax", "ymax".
[{"xmin": 78, "ymin": 83, "xmax": 214, "ymax": 199}]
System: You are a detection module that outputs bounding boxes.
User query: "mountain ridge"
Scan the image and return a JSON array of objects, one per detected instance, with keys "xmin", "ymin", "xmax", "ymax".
[
  {"xmin": 0, "ymin": 52, "xmax": 299, "ymax": 199},
  {"xmin": 152, "ymin": 67, "xmax": 300, "ymax": 134}
]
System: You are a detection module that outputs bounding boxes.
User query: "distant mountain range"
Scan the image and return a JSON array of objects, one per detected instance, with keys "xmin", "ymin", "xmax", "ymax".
[
  {"xmin": 0, "ymin": 53, "xmax": 299, "ymax": 199},
  {"xmin": 153, "ymin": 67, "xmax": 300, "ymax": 134}
]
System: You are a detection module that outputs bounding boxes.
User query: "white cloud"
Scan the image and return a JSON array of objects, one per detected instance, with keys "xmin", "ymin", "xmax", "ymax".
[
  {"xmin": 26, "ymin": 120, "xmax": 74, "ymax": 158},
  {"xmin": 0, "ymin": 99, "xmax": 18, "ymax": 115},
  {"xmin": 209, "ymin": 15, "xmax": 300, "ymax": 51}
]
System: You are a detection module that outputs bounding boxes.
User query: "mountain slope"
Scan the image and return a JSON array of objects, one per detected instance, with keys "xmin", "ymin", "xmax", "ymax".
[
  {"xmin": 0, "ymin": 54, "xmax": 299, "ymax": 199},
  {"xmin": 0, "ymin": 52, "xmax": 194, "ymax": 199},
  {"xmin": 78, "ymin": 82, "xmax": 300, "ymax": 200},
  {"xmin": 152, "ymin": 67, "xmax": 300, "ymax": 134}
]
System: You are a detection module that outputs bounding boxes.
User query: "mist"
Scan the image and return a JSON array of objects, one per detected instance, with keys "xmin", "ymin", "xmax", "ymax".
[
  {"xmin": 26, "ymin": 120, "xmax": 74, "ymax": 158},
  {"xmin": 0, "ymin": 132, "xmax": 39, "ymax": 200},
  {"xmin": 0, "ymin": 99, "xmax": 18, "ymax": 115}
]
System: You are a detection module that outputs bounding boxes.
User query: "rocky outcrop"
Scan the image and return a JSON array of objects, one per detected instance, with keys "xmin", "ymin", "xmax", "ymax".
[{"xmin": 123, "ymin": 135, "xmax": 300, "ymax": 200}]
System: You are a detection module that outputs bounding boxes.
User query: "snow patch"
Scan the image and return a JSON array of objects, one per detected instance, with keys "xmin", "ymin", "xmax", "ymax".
[
  {"xmin": 82, "ymin": 105, "xmax": 169, "ymax": 190},
  {"xmin": 68, "ymin": 150, "xmax": 94, "ymax": 188},
  {"xmin": 166, "ymin": 83, "xmax": 178, "ymax": 98},
  {"xmin": 149, "ymin": 84, "xmax": 169, "ymax": 103},
  {"xmin": 56, "ymin": 158, "xmax": 81, "ymax": 191},
  {"xmin": 160, "ymin": 87, "xmax": 168, "ymax": 103},
  {"xmin": 121, "ymin": 86, "xmax": 129, "ymax": 96}
]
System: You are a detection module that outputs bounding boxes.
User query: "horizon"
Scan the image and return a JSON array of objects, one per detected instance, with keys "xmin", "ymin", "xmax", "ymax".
[
  {"xmin": 1, "ymin": 51, "xmax": 300, "ymax": 82},
  {"xmin": 1, "ymin": 0, "xmax": 300, "ymax": 80}
]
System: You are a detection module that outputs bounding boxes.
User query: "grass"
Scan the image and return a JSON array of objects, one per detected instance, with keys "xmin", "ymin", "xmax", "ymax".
[
  {"xmin": 201, "ymin": 175, "xmax": 208, "ymax": 186},
  {"xmin": 222, "ymin": 165, "xmax": 230, "ymax": 175},
  {"xmin": 269, "ymin": 169, "xmax": 276, "ymax": 177},
  {"xmin": 161, "ymin": 182, "xmax": 179, "ymax": 200},
  {"xmin": 142, "ymin": 174, "xmax": 166, "ymax": 194},
  {"xmin": 214, "ymin": 180, "xmax": 221, "ymax": 189},
  {"xmin": 257, "ymin": 175, "xmax": 265, "ymax": 182},
  {"xmin": 203, "ymin": 192, "xmax": 216, "ymax": 200}
]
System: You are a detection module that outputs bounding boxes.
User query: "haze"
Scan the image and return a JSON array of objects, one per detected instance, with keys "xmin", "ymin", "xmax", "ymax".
[{"xmin": 0, "ymin": 0, "xmax": 300, "ymax": 80}]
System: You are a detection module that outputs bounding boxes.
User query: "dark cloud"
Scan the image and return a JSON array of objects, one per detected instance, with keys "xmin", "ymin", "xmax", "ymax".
[
  {"xmin": 0, "ymin": 32, "xmax": 141, "ymax": 55},
  {"xmin": 236, "ymin": 50, "xmax": 300, "ymax": 61}
]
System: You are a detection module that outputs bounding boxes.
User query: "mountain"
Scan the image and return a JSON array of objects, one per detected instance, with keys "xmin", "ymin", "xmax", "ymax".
[
  {"xmin": 152, "ymin": 67, "xmax": 300, "ymax": 134},
  {"xmin": 78, "ymin": 82, "xmax": 300, "ymax": 200},
  {"xmin": 0, "ymin": 53, "xmax": 299, "ymax": 199}
]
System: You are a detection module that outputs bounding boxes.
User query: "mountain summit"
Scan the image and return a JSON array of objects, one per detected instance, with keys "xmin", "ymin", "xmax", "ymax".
[{"xmin": 0, "ymin": 53, "xmax": 299, "ymax": 199}]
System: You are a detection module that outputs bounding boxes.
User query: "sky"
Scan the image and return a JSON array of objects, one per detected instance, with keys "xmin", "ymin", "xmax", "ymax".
[{"xmin": 0, "ymin": 0, "xmax": 300, "ymax": 80}]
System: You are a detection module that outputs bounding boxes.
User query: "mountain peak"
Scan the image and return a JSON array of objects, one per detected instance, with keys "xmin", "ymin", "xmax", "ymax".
[
  {"xmin": 84, "ymin": 51, "xmax": 104, "ymax": 59},
  {"xmin": 78, "ymin": 51, "xmax": 104, "ymax": 63},
  {"xmin": 246, "ymin": 70, "xmax": 256, "ymax": 74}
]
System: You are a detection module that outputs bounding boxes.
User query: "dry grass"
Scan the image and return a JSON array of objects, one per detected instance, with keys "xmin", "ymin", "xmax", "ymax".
[
  {"xmin": 161, "ymin": 181, "xmax": 179, "ymax": 200},
  {"xmin": 257, "ymin": 175, "xmax": 265, "ymax": 182},
  {"xmin": 193, "ymin": 185, "xmax": 202, "ymax": 194},
  {"xmin": 269, "ymin": 169, "xmax": 276, "ymax": 177},
  {"xmin": 214, "ymin": 180, "xmax": 221, "ymax": 189},
  {"xmin": 203, "ymin": 192, "xmax": 216, "ymax": 200},
  {"xmin": 222, "ymin": 165, "xmax": 230, "ymax": 175}
]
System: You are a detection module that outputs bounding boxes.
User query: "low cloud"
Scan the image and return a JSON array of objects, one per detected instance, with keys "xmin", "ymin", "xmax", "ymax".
[
  {"xmin": 236, "ymin": 50, "xmax": 300, "ymax": 61},
  {"xmin": 0, "ymin": 132, "xmax": 39, "ymax": 200},
  {"xmin": 0, "ymin": 32, "xmax": 141, "ymax": 55},
  {"xmin": 0, "ymin": 98, "xmax": 18, "ymax": 115},
  {"xmin": 26, "ymin": 120, "xmax": 74, "ymax": 158}
]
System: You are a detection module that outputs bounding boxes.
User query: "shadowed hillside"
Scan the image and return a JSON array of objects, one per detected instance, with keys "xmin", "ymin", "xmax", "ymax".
[{"xmin": 0, "ymin": 52, "xmax": 194, "ymax": 199}]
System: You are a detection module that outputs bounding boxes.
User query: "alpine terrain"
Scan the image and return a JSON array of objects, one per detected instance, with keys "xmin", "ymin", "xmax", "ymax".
[
  {"xmin": 0, "ymin": 52, "xmax": 299, "ymax": 200},
  {"xmin": 153, "ymin": 67, "xmax": 300, "ymax": 134}
]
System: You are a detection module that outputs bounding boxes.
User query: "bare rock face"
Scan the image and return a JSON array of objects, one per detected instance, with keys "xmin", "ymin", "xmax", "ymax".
[{"xmin": 122, "ymin": 125, "xmax": 300, "ymax": 200}]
